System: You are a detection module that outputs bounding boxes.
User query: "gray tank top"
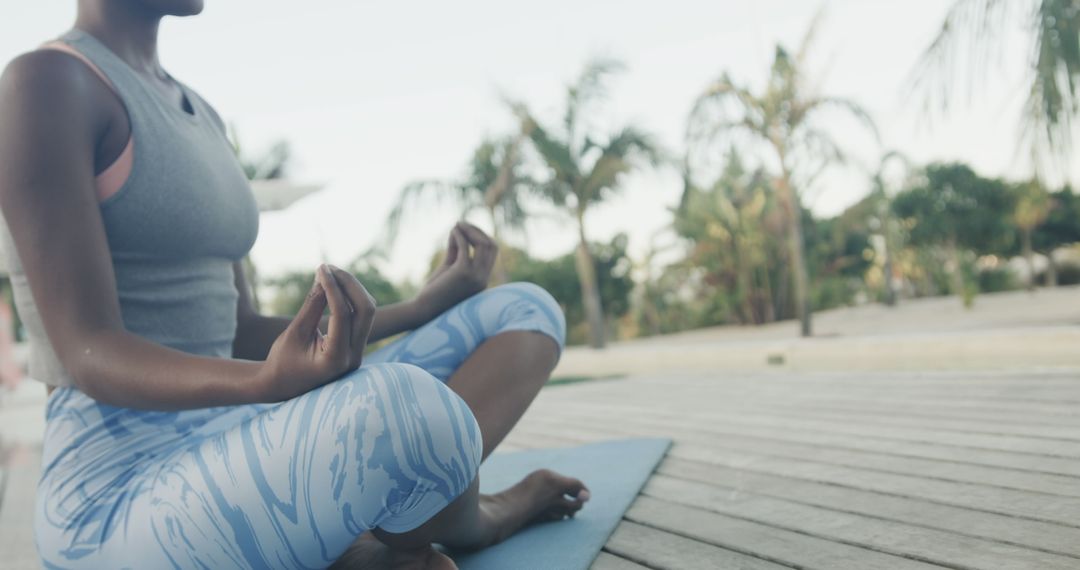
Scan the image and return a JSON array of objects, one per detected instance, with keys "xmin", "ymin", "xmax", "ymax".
[{"xmin": 0, "ymin": 29, "xmax": 259, "ymax": 387}]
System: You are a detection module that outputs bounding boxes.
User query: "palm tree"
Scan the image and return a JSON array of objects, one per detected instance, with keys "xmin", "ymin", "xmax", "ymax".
[
  {"xmin": 381, "ymin": 135, "xmax": 533, "ymax": 283},
  {"xmin": 1013, "ymin": 179, "xmax": 1052, "ymax": 290},
  {"xmin": 687, "ymin": 20, "xmax": 878, "ymax": 337},
  {"xmin": 912, "ymin": 0, "xmax": 1080, "ymax": 170},
  {"xmin": 867, "ymin": 151, "xmax": 912, "ymax": 306},
  {"xmin": 676, "ymin": 151, "xmax": 779, "ymax": 325},
  {"xmin": 510, "ymin": 59, "xmax": 662, "ymax": 348}
]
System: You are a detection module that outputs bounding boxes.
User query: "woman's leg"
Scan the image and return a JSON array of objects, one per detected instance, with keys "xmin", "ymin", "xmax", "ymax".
[
  {"xmin": 37, "ymin": 363, "xmax": 485, "ymax": 569},
  {"xmin": 365, "ymin": 282, "xmax": 566, "ymax": 459}
]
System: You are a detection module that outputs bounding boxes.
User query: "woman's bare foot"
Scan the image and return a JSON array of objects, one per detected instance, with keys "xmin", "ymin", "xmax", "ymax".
[{"xmin": 477, "ymin": 469, "xmax": 590, "ymax": 547}]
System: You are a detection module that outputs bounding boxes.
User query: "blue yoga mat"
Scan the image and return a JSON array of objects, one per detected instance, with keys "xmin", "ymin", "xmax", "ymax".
[{"xmin": 452, "ymin": 438, "xmax": 671, "ymax": 570}]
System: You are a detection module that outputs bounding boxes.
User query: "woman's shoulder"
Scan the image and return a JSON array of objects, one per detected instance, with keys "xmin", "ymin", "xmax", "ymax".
[{"xmin": 0, "ymin": 48, "xmax": 112, "ymax": 123}]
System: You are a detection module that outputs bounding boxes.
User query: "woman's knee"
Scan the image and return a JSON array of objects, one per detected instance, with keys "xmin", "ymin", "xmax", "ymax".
[
  {"xmin": 358, "ymin": 362, "xmax": 483, "ymax": 498},
  {"xmin": 480, "ymin": 282, "xmax": 567, "ymax": 351}
]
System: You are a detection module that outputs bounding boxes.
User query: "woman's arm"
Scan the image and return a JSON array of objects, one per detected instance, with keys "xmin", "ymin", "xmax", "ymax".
[
  {"xmin": 0, "ymin": 53, "xmax": 367, "ymax": 411},
  {"xmin": 233, "ymin": 221, "xmax": 499, "ymax": 361}
]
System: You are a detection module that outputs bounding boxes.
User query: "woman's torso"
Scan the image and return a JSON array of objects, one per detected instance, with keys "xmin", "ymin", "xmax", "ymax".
[{"xmin": 0, "ymin": 28, "xmax": 259, "ymax": 387}]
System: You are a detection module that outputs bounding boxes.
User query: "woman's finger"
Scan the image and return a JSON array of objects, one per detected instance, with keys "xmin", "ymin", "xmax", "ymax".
[
  {"xmin": 318, "ymin": 265, "xmax": 352, "ymax": 363},
  {"xmin": 457, "ymin": 222, "xmax": 496, "ymax": 273},
  {"xmin": 457, "ymin": 221, "xmax": 495, "ymax": 248},
  {"xmin": 290, "ymin": 276, "xmax": 327, "ymax": 340},
  {"xmin": 443, "ymin": 226, "xmax": 460, "ymax": 267},
  {"xmin": 330, "ymin": 266, "xmax": 375, "ymax": 363},
  {"xmin": 451, "ymin": 227, "xmax": 472, "ymax": 268}
]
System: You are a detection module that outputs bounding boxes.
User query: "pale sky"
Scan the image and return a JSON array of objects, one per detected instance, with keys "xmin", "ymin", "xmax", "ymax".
[{"xmin": 1, "ymin": 0, "xmax": 1069, "ymax": 283}]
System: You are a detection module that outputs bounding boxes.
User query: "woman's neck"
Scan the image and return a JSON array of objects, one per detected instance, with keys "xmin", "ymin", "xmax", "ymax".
[{"xmin": 74, "ymin": 2, "xmax": 163, "ymax": 76}]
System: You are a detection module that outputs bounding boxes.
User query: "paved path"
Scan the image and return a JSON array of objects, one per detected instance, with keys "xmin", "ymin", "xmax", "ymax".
[{"xmin": 556, "ymin": 286, "xmax": 1080, "ymax": 377}]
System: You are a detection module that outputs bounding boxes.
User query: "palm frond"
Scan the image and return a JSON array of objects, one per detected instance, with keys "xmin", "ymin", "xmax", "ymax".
[
  {"xmin": 565, "ymin": 57, "xmax": 626, "ymax": 139},
  {"xmin": 580, "ymin": 126, "xmax": 664, "ymax": 204},
  {"xmin": 382, "ymin": 179, "xmax": 472, "ymax": 252},
  {"xmin": 802, "ymin": 96, "xmax": 881, "ymax": 142},
  {"xmin": 688, "ymin": 73, "xmax": 764, "ymax": 145},
  {"xmin": 1022, "ymin": 0, "xmax": 1080, "ymax": 163},
  {"xmin": 520, "ymin": 112, "xmax": 582, "ymax": 188},
  {"xmin": 908, "ymin": 0, "xmax": 1013, "ymax": 115}
]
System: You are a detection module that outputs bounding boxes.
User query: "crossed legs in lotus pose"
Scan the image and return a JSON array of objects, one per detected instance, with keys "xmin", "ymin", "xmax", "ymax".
[{"xmin": 332, "ymin": 283, "xmax": 587, "ymax": 569}]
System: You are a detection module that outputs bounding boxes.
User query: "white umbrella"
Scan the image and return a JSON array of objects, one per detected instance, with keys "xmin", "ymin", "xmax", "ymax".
[{"xmin": 249, "ymin": 179, "xmax": 323, "ymax": 213}]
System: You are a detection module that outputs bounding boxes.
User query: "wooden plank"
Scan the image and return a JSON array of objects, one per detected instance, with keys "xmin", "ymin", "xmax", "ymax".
[
  {"xmin": 760, "ymin": 401, "xmax": 1080, "ymax": 429},
  {"xmin": 513, "ymin": 418, "xmax": 1080, "ymax": 528},
  {"xmin": 757, "ymin": 405, "xmax": 1080, "ymax": 440},
  {"xmin": 524, "ymin": 413, "xmax": 1080, "ymax": 496},
  {"xmin": 515, "ymin": 412, "xmax": 1080, "ymax": 477},
  {"xmin": 541, "ymin": 379, "xmax": 1080, "ymax": 422},
  {"xmin": 603, "ymin": 521, "xmax": 790, "ymax": 570},
  {"xmin": 625, "ymin": 497, "xmax": 941, "ymax": 570},
  {"xmin": 530, "ymin": 403, "xmax": 1080, "ymax": 459},
  {"xmin": 645, "ymin": 474, "xmax": 1080, "ymax": 570},
  {"xmin": 669, "ymin": 444, "xmax": 1080, "ymax": 528},
  {"xmin": 661, "ymin": 457, "xmax": 1080, "ymax": 557},
  {"xmin": 590, "ymin": 551, "xmax": 651, "ymax": 570}
]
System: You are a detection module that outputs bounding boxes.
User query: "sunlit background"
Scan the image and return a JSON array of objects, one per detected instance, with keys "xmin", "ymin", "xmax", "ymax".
[{"xmin": 1, "ymin": 0, "xmax": 1077, "ymax": 348}]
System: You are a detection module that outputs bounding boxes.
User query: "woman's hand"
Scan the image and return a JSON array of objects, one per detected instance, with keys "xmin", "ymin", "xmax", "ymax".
[
  {"xmin": 256, "ymin": 264, "xmax": 376, "ymax": 402},
  {"xmin": 416, "ymin": 222, "xmax": 498, "ymax": 320}
]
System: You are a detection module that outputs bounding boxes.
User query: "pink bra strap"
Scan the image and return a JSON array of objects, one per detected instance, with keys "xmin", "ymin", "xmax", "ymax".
[
  {"xmin": 40, "ymin": 41, "xmax": 116, "ymax": 90},
  {"xmin": 39, "ymin": 41, "xmax": 133, "ymax": 202}
]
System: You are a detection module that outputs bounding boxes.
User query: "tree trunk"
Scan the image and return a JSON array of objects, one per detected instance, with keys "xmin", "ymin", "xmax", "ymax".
[
  {"xmin": 881, "ymin": 209, "xmax": 897, "ymax": 307},
  {"xmin": 1022, "ymin": 227, "xmax": 1035, "ymax": 291},
  {"xmin": 1045, "ymin": 250, "xmax": 1058, "ymax": 287},
  {"xmin": 882, "ymin": 250, "xmax": 897, "ymax": 306},
  {"xmin": 759, "ymin": 263, "xmax": 776, "ymax": 323},
  {"xmin": 777, "ymin": 172, "xmax": 812, "ymax": 337},
  {"xmin": 488, "ymin": 206, "xmax": 508, "ymax": 285},
  {"xmin": 946, "ymin": 238, "xmax": 971, "ymax": 307},
  {"xmin": 733, "ymin": 237, "xmax": 755, "ymax": 324},
  {"xmin": 575, "ymin": 211, "xmax": 606, "ymax": 349}
]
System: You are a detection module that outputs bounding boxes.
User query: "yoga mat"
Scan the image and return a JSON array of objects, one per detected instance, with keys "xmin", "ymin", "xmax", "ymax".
[{"xmin": 453, "ymin": 438, "xmax": 671, "ymax": 570}]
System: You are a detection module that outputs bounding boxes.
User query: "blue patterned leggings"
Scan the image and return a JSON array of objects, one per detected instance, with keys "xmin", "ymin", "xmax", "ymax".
[{"xmin": 34, "ymin": 282, "xmax": 565, "ymax": 569}]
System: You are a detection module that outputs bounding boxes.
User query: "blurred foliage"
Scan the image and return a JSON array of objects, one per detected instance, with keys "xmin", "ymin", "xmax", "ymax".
[
  {"xmin": 504, "ymin": 234, "xmax": 634, "ymax": 345},
  {"xmin": 893, "ymin": 163, "xmax": 1017, "ymax": 255},
  {"xmin": 686, "ymin": 14, "xmax": 878, "ymax": 337},
  {"xmin": 510, "ymin": 58, "xmax": 662, "ymax": 348},
  {"xmin": 914, "ymin": 0, "xmax": 1080, "ymax": 167},
  {"xmin": 673, "ymin": 152, "xmax": 785, "ymax": 325},
  {"xmin": 266, "ymin": 262, "xmax": 402, "ymax": 318},
  {"xmin": 1035, "ymin": 185, "xmax": 1080, "ymax": 252},
  {"xmin": 379, "ymin": 136, "xmax": 535, "ymax": 276}
]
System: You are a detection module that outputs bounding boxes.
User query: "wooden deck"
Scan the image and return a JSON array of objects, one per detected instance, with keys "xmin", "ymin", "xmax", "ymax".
[
  {"xmin": 3, "ymin": 369, "xmax": 1080, "ymax": 569},
  {"xmin": 504, "ymin": 369, "xmax": 1080, "ymax": 569}
]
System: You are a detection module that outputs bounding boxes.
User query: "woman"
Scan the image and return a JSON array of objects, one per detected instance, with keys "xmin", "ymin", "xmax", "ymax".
[{"xmin": 0, "ymin": 1, "xmax": 588, "ymax": 568}]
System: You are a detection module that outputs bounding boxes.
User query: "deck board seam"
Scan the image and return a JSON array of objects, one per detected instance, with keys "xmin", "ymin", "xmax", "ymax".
[
  {"xmin": 536, "ymin": 402, "xmax": 1080, "ymax": 445},
  {"xmin": 635, "ymin": 492, "xmax": 980, "ymax": 570},
  {"xmin": 523, "ymin": 412, "xmax": 1080, "ymax": 461},
  {"xmin": 649, "ymin": 472, "xmax": 1080, "ymax": 561},
  {"xmin": 598, "ymin": 546, "xmax": 665, "ymax": 570},
  {"xmin": 544, "ymin": 417, "xmax": 1080, "ymax": 478},
  {"xmin": 664, "ymin": 455, "xmax": 1080, "ymax": 530},
  {"xmin": 516, "ymin": 417, "xmax": 1080, "ymax": 490},
  {"xmin": 622, "ymin": 509, "xmax": 945, "ymax": 570},
  {"xmin": 618, "ymin": 517, "xmax": 805, "ymax": 570},
  {"xmin": 693, "ymin": 441, "xmax": 1080, "ymax": 498}
]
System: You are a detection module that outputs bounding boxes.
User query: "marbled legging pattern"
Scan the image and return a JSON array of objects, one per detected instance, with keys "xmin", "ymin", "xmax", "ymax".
[{"xmin": 34, "ymin": 282, "xmax": 565, "ymax": 569}]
